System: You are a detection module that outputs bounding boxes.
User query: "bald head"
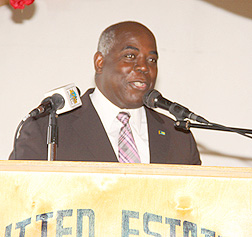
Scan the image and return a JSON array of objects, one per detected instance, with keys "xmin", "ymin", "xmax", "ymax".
[{"xmin": 97, "ymin": 21, "xmax": 156, "ymax": 56}]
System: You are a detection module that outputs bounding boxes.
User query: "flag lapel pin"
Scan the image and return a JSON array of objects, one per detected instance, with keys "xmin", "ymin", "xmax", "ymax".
[{"xmin": 158, "ymin": 130, "xmax": 166, "ymax": 136}]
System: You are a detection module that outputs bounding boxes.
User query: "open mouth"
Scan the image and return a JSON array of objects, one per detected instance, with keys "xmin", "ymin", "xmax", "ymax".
[{"xmin": 130, "ymin": 81, "xmax": 148, "ymax": 90}]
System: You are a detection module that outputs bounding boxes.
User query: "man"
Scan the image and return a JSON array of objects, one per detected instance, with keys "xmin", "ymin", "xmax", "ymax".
[{"xmin": 10, "ymin": 21, "xmax": 201, "ymax": 165}]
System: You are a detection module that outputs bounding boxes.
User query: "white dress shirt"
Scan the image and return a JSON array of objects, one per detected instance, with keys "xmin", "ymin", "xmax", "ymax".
[{"xmin": 90, "ymin": 87, "xmax": 150, "ymax": 163}]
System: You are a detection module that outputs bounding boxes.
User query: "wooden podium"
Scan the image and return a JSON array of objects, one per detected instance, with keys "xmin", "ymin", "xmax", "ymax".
[{"xmin": 1, "ymin": 161, "xmax": 252, "ymax": 236}]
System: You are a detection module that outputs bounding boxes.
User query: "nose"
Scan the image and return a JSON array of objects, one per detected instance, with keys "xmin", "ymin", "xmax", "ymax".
[{"xmin": 134, "ymin": 58, "xmax": 149, "ymax": 74}]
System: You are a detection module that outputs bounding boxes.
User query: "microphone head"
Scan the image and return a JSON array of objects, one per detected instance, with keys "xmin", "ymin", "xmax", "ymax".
[
  {"xmin": 143, "ymin": 89, "xmax": 162, "ymax": 108},
  {"xmin": 51, "ymin": 94, "xmax": 65, "ymax": 110}
]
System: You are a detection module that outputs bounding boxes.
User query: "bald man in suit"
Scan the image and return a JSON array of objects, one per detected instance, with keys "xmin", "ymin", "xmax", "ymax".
[{"xmin": 10, "ymin": 21, "xmax": 201, "ymax": 165}]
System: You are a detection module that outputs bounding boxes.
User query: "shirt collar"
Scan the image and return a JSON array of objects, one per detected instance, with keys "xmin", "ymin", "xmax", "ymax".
[{"xmin": 90, "ymin": 87, "xmax": 145, "ymax": 133}]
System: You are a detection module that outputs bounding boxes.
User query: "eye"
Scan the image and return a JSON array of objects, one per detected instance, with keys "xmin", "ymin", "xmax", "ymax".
[
  {"xmin": 125, "ymin": 54, "xmax": 136, "ymax": 59},
  {"xmin": 148, "ymin": 57, "xmax": 157, "ymax": 63}
]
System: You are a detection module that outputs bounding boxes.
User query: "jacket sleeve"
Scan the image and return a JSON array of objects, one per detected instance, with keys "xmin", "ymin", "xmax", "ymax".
[{"xmin": 9, "ymin": 117, "xmax": 48, "ymax": 160}]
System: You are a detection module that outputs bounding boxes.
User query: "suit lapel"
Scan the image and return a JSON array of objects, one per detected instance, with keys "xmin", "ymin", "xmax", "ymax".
[
  {"xmin": 70, "ymin": 89, "xmax": 118, "ymax": 162},
  {"xmin": 146, "ymin": 108, "xmax": 171, "ymax": 164}
]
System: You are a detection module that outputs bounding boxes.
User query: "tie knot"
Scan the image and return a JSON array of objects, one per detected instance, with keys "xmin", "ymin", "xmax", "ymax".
[{"xmin": 117, "ymin": 112, "xmax": 131, "ymax": 125}]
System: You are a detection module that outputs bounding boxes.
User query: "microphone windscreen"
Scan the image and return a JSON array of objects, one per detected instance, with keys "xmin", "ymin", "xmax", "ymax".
[
  {"xmin": 51, "ymin": 94, "xmax": 65, "ymax": 110},
  {"xmin": 44, "ymin": 83, "xmax": 82, "ymax": 115},
  {"xmin": 143, "ymin": 89, "xmax": 161, "ymax": 108}
]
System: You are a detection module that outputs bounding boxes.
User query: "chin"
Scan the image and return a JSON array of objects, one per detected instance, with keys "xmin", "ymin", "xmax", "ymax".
[
  {"xmin": 118, "ymin": 94, "xmax": 144, "ymax": 109},
  {"xmin": 124, "ymin": 101, "xmax": 143, "ymax": 109}
]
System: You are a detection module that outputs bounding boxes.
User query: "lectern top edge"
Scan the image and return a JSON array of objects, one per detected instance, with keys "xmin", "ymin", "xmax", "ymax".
[{"xmin": 1, "ymin": 160, "xmax": 252, "ymax": 179}]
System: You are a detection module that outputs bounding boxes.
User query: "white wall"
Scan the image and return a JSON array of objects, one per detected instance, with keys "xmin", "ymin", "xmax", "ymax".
[{"xmin": 1, "ymin": 0, "xmax": 252, "ymax": 166}]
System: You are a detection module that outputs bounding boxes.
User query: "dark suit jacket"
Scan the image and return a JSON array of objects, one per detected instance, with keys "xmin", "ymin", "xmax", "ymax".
[{"xmin": 10, "ymin": 88, "xmax": 201, "ymax": 165}]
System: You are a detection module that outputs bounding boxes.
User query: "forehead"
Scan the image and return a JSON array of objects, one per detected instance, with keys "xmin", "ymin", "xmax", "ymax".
[{"xmin": 112, "ymin": 26, "xmax": 157, "ymax": 52}]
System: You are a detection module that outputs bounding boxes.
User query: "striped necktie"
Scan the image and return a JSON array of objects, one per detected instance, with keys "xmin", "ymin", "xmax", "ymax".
[{"xmin": 117, "ymin": 112, "xmax": 141, "ymax": 163}]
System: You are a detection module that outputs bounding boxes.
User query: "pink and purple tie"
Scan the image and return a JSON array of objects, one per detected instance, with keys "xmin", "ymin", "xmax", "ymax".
[{"xmin": 117, "ymin": 112, "xmax": 141, "ymax": 163}]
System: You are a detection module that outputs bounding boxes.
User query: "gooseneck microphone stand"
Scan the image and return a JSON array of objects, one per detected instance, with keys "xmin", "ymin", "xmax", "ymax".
[
  {"xmin": 143, "ymin": 89, "xmax": 252, "ymax": 139},
  {"xmin": 175, "ymin": 120, "xmax": 252, "ymax": 139}
]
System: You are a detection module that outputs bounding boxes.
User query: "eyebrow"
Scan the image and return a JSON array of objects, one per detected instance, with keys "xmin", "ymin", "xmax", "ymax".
[
  {"xmin": 150, "ymin": 50, "xmax": 158, "ymax": 57},
  {"xmin": 122, "ymin": 46, "xmax": 158, "ymax": 57},
  {"xmin": 122, "ymin": 46, "xmax": 139, "ymax": 51}
]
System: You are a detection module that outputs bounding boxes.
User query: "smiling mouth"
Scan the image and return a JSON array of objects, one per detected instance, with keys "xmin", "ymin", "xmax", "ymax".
[{"xmin": 130, "ymin": 81, "xmax": 148, "ymax": 90}]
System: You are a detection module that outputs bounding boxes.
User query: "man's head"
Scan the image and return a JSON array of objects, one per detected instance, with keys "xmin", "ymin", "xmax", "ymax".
[{"xmin": 94, "ymin": 21, "xmax": 158, "ymax": 109}]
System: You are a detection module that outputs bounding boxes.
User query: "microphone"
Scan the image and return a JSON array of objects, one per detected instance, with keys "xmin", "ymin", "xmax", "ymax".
[
  {"xmin": 143, "ymin": 89, "xmax": 209, "ymax": 124},
  {"xmin": 29, "ymin": 83, "xmax": 82, "ymax": 118}
]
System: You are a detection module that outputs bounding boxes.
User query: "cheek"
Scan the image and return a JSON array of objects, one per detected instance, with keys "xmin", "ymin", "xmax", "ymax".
[
  {"xmin": 116, "ymin": 62, "xmax": 134, "ymax": 75},
  {"xmin": 150, "ymin": 65, "xmax": 158, "ymax": 76},
  {"xmin": 150, "ymin": 68, "xmax": 158, "ymax": 83}
]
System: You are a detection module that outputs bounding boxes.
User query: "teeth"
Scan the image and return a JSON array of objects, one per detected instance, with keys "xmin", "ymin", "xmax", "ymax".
[{"xmin": 133, "ymin": 82, "xmax": 145, "ymax": 87}]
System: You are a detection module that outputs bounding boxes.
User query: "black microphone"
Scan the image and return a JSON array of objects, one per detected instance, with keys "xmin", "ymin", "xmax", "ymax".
[
  {"xmin": 143, "ymin": 89, "xmax": 209, "ymax": 124},
  {"xmin": 29, "ymin": 94, "xmax": 65, "ymax": 118}
]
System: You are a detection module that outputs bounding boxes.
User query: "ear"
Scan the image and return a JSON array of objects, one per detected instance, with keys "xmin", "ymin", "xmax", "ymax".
[{"xmin": 94, "ymin": 51, "xmax": 104, "ymax": 74}]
